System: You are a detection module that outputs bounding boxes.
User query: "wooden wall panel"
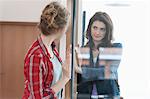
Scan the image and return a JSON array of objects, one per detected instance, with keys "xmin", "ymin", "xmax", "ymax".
[
  {"xmin": 0, "ymin": 23, "xmax": 2, "ymax": 98},
  {"xmin": 65, "ymin": 0, "xmax": 72, "ymax": 98},
  {"xmin": 0, "ymin": 22, "xmax": 39, "ymax": 99}
]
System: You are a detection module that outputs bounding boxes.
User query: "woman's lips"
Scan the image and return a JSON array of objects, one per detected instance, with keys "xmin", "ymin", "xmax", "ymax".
[{"xmin": 94, "ymin": 35, "xmax": 102, "ymax": 38}]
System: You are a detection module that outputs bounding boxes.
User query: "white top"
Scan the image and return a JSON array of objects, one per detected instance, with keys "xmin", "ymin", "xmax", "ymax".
[
  {"xmin": 50, "ymin": 53, "xmax": 62, "ymax": 99},
  {"xmin": 93, "ymin": 57, "xmax": 97, "ymax": 67}
]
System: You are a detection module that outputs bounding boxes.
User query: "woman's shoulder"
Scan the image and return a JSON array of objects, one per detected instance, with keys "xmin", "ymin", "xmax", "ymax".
[
  {"xmin": 111, "ymin": 43, "xmax": 122, "ymax": 48},
  {"xmin": 24, "ymin": 40, "xmax": 44, "ymax": 61}
]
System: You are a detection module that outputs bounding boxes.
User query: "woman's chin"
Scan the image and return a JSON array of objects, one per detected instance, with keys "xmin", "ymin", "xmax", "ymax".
[{"xmin": 93, "ymin": 39, "xmax": 103, "ymax": 42}]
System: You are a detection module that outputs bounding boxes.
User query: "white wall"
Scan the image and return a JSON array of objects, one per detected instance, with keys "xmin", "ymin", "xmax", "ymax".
[
  {"xmin": 0, "ymin": 0, "xmax": 63, "ymax": 22},
  {"xmin": 82, "ymin": 0, "xmax": 150, "ymax": 98}
]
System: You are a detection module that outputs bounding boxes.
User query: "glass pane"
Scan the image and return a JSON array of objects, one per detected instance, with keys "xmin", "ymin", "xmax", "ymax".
[{"xmin": 73, "ymin": 0, "xmax": 150, "ymax": 99}]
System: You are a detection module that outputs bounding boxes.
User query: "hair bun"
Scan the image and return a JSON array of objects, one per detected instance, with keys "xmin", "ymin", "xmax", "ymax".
[
  {"xmin": 41, "ymin": 4, "xmax": 58, "ymax": 28},
  {"xmin": 39, "ymin": 1, "xmax": 70, "ymax": 36}
]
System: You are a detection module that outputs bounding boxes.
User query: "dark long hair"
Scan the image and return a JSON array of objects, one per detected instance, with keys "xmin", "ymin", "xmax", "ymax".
[
  {"xmin": 85, "ymin": 12, "xmax": 114, "ymax": 67},
  {"xmin": 86, "ymin": 11, "xmax": 113, "ymax": 48}
]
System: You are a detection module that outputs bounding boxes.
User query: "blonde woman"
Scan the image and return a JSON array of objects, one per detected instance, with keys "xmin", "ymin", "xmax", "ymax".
[{"xmin": 22, "ymin": 2, "xmax": 70, "ymax": 99}]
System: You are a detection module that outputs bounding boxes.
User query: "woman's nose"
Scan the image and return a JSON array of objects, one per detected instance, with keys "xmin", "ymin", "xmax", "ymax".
[{"xmin": 95, "ymin": 30, "xmax": 101, "ymax": 35}]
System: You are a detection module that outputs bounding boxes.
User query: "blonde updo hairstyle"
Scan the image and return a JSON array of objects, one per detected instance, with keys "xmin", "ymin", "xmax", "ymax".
[{"xmin": 38, "ymin": 1, "xmax": 70, "ymax": 36}]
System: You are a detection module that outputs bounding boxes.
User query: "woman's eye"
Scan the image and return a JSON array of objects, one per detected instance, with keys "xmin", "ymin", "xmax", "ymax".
[
  {"xmin": 93, "ymin": 26, "xmax": 98, "ymax": 29},
  {"xmin": 100, "ymin": 28, "xmax": 106, "ymax": 32}
]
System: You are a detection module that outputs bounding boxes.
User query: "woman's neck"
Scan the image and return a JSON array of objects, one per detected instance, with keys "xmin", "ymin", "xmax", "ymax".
[
  {"xmin": 41, "ymin": 33, "xmax": 56, "ymax": 58},
  {"xmin": 93, "ymin": 40, "xmax": 101, "ymax": 49},
  {"xmin": 41, "ymin": 34, "xmax": 55, "ymax": 47}
]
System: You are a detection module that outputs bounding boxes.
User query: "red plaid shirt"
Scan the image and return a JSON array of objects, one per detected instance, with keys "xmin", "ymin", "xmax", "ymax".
[{"xmin": 22, "ymin": 35, "xmax": 62, "ymax": 99}]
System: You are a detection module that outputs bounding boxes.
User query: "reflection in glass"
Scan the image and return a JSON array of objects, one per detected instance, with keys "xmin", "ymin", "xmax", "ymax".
[{"xmin": 75, "ymin": 11, "xmax": 123, "ymax": 99}]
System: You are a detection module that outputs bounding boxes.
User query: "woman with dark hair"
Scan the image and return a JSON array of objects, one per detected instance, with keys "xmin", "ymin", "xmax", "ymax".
[
  {"xmin": 22, "ymin": 2, "xmax": 70, "ymax": 99},
  {"xmin": 77, "ymin": 12, "xmax": 122, "ymax": 99}
]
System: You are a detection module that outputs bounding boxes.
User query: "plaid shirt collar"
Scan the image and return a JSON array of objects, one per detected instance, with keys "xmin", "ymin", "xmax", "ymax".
[
  {"xmin": 37, "ymin": 34, "xmax": 62, "ymax": 63},
  {"xmin": 37, "ymin": 34, "xmax": 51, "ymax": 57}
]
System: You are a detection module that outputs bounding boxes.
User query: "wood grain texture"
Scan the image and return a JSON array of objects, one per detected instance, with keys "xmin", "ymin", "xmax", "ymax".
[{"xmin": 0, "ymin": 22, "xmax": 39, "ymax": 99}]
